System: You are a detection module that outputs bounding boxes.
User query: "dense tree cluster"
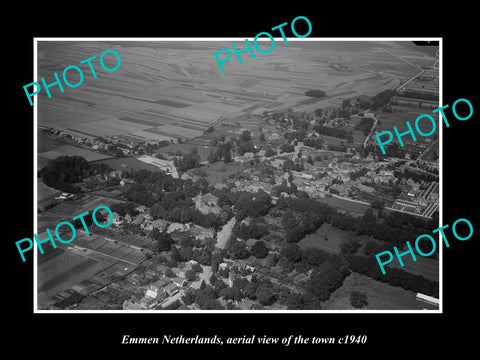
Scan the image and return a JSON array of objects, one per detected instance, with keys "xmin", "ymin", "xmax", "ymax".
[
  {"xmin": 234, "ymin": 191, "xmax": 272, "ymax": 220},
  {"xmin": 124, "ymin": 169, "xmax": 224, "ymax": 229},
  {"xmin": 355, "ymin": 117, "xmax": 375, "ymax": 136},
  {"xmin": 394, "ymin": 168, "xmax": 438, "ymax": 182},
  {"xmin": 313, "ymin": 125, "xmax": 352, "ymax": 140},
  {"xmin": 284, "ymin": 130, "xmax": 307, "ymax": 142},
  {"xmin": 40, "ymin": 155, "xmax": 111, "ymax": 193},
  {"xmin": 346, "ymin": 254, "xmax": 438, "ymax": 297},
  {"xmin": 233, "ymin": 220, "xmax": 269, "ymax": 240},
  {"xmin": 236, "ymin": 130, "xmax": 256, "ymax": 155},
  {"xmin": 303, "ymin": 136, "xmax": 324, "ymax": 149},
  {"xmin": 174, "ymin": 147, "xmax": 201, "ymax": 172}
]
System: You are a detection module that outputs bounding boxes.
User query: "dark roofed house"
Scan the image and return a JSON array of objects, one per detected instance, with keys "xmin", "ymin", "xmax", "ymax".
[{"xmin": 132, "ymin": 214, "xmax": 145, "ymax": 226}]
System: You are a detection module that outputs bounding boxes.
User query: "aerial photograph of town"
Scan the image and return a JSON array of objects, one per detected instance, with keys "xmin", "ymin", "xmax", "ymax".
[{"xmin": 36, "ymin": 39, "xmax": 440, "ymax": 311}]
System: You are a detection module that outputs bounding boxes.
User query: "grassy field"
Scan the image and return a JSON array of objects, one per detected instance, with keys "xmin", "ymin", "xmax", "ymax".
[
  {"xmin": 201, "ymin": 161, "xmax": 247, "ymax": 185},
  {"xmin": 322, "ymin": 272, "xmax": 431, "ymax": 310},
  {"xmin": 298, "ymin": 223, "xmax": 351, "ymax": 254},
  {"xmin": 96, "ymin": 156, "xmax": 163, "ymax": 172}
]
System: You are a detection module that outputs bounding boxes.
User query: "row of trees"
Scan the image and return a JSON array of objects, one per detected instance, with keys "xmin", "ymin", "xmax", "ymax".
[{"xmin": 312, "ymin": 124, "xmax": 352, "ymax": 140}]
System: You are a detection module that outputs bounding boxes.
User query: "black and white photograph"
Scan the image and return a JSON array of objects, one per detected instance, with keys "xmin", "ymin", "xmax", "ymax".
[
  {"xmin": 6, "ymin": 5, "xmax": 479, "ymax": 356},
  {"xmin": 34, "ymin": 39, "xmax": 441, "ymax": 311}
]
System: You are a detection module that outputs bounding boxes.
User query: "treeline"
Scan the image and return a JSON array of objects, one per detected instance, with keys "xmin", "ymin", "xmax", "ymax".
[
  {"xmin": 395, "ymin": 168, "xmax": 438, "ymax": 182},
  {"xmin": 397, "ymin": 90, "xmax": 438, "ymax": 101},
  {"xmin": 355, "ymin": 117, "xmax": 375, "ymax": 136},
  {"xmin": 330, "ymin": 209, "xmax": 437, "ymax": 248},
  {"xmin": 346, "ymin": 254, "xmax": 439, "ymax": 298},
  {"xmin": 313, "ymin": 124, "xmax": 352, "ymax": 140},
  {"xmin": 305, "ymin": 89, "xmax": 326, "ymax": 98},
  {"xmin": 40, "ymin": 155, "xmax": 111, "ymax": 193}
]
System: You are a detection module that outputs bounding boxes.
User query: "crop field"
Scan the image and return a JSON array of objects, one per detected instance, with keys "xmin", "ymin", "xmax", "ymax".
[
  {"xmin": 39, "ymin": 144, "xmax": 113, "ymax": 163},
  {"xmin": 37, "ymin": 40, "xmax": 437, "ymax": 144}
]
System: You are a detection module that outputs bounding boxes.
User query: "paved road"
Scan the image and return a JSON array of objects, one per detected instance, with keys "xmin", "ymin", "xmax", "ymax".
[
  {"xmin": 215, "ymin": 217, "xmax": 236, "ymax": 249},
  {"xmin": 190, "ymin": 265, "xmax": 212, "ymax": 290}
]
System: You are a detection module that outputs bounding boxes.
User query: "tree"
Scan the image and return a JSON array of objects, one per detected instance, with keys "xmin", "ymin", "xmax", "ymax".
[
  {"xmin": 350, "ymin": 291, "xmax": 368, "ymax": 309},
  {"xmin": 280, "ymin": 243, "xmax": 302, "ymax": 263},
  {"xmin": 340, "ymin": 238, "xmax": 362, "ymax": 255},
  {"xmin": 250, "ymin": 240, "xmax": 268, "ymax": 259},
  {"xmin": 281, "ymin": 210, "xmax": 298, "ymax": 229},
  {"xmin": 191, "ymin": 263, "xmax": 202, "ymax": 273},
  {"xmin": 231, "ymin": 241, "xmax": 249, "ymax": 259},
  {"xmin": 165, "ymin": 269, "xmax": 175, "ymax": 278},
  {"xmin": 240, "ymin": 130, "xmax": 252, "ymax": 142},
  {"xmin": 185, "ymin": 269, "xmax": 197, "ymax": 282},
  {"xmin": 259, "ymin": 132, "xmax": 265, "ymax": 142},
  {"xmin": 157, "ymin": 231, "xmax": 173, "ymax": 251},
  {"xmin": 255, "ymin": 285, "xmax": 277, "ymax": 306},
  {"xmin": 243, "ymin": 281, "xmax": 258, "ymax": 299},
  {"xmin": 182, "ymin": 289, "xmax": 196, "ymax": 305}
]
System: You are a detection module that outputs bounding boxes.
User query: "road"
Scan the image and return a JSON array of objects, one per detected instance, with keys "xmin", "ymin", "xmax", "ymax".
[
  {"xmin": 379, "ymin": 48, "xmax": 425, "ymax": 92},
  {"xmin": 190, "ymin": 265, "xmax": 212, "ymax": 290},
  {"xmin": 215, "ymin": 217, "xmax": 236, "ymax": 249},
  {"xmin": 363, "ymin": 117, "xmax": 378, "ymax": 148}
]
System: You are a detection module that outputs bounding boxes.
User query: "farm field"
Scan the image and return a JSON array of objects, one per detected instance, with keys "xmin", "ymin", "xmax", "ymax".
[
  {"xmin": 37, "ymin": 41, "xmax": 437, "ymax": 145},
  {"xmin": 37, "ymin": 194, "xmax": 124, "ymax": 230},
  {"xmin": 322, "ymin": 272, "xmax": 435, "ymax": 310},
  {"xmin": 37, "ymin": 178, "xmax": 62, "ymax": 211},
  {"xmin": 375, "ymin": 104, "xmax": 440, "ymax": 147},
  {"xmin": 39, "ymin": 144, "xmax": 113, "ymax": 163}
]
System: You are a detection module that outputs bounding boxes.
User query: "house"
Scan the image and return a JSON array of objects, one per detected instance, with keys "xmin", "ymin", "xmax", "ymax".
[
  {"xmin": 192, "ymin": 193, "xmax": 220, "ymax": 215},
  {"xmin": 132, "ymin": 214, "xmax": 145, "ymax": 226},
  {"xmin": 152, "ymin": 219, "xmax": 169, "ymax": 232},
  {"xmin": 218, "ymin": 262, "xmax": 229, "ymax": 271},
  {"xmin": 135, "ymin": 205, "xmax": 148, "ymax": 213},
  {"xmin": 171, "ymin": 277, "xmax": 187, "ymax": 288},
  {"xmin": 123, "ymin": 300, "xmax": 142, "ymax": 310},
  {"xmin": 164, "ymin": 283, "xmax": 179, "ymax": 297},
  {"xmin": 189, "ymin": 225, "xmax": 215, "ymax": 241},
  {"xmin": 149, "ymin": 277, "xmax": 169, "ymax": 292},
  {"xmin": 112, "ymin": 212, "xmax": 123, "ymax": 226},
  {"xmin": 120, "ymin": 178, "xmax": 133, "ymax": 187},
  {"xmin": 167, "ymin": 222, "xmax": 190, "ymax": 233},
  {"xmin": 110, "ymin": 170, "xmax": 122, "ymax": 178}
]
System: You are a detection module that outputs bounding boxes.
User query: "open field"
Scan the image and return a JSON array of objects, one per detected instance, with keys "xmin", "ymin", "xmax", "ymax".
[
  {"xmin": 200, "ymin": 161, "xmax": 248, "ymax": 185},
  {"xmin": 95, "ymin": 156, "xmax": 163, "ymax": 172},
  {"xmin": 37, "ymin": 41, "xmax": 437, "ymax": 144},
  {"xmin": 39, "ymin": 144, "xmax": 113, "ymax": 162},
  {"xmin": 322, "ymin": 272, "xmax": 436, "ymax": 310},
  {"xmin": 298, "ymin": 223, "xmax": 350, "ymax": 253}
]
